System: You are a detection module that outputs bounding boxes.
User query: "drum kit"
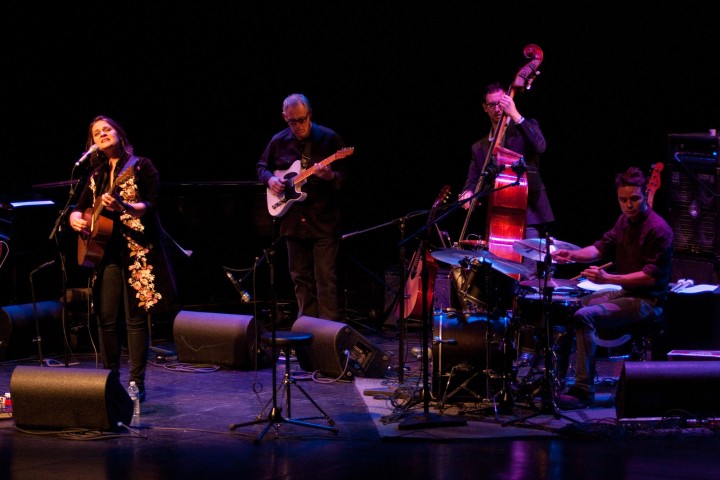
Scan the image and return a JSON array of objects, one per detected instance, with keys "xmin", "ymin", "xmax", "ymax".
[{"xmin": 429, "ymin": 237, "xmax": 588, "ymax": 411}]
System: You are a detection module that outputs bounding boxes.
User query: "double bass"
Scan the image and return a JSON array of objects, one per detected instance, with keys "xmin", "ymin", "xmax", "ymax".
[{"xmin": 459, "ymin": 45, "xmax": 544, "ymax": 272}]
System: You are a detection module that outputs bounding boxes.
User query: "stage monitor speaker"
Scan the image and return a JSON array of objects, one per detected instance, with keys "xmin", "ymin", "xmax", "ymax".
[
  {"xmin": 291, "ymin": 316, "xmax": 390, "ymax": 379},
  {"xmin": 0, "ymin": 301, "xmax": 63, "ymax": 360},
  {"xmin": 615, "ymin": 361, "xmax": 720, "ymax": 419},
  {"xmin": 10, "ymin": 366, "xmax": 132, "ymax": 431},
  {"xmin": 665, "ymin": 133, "xmax": 720, "ymax": 258},
  {"xmin": 173, "ymin": 310, "xmax": 274, "ymax": 369}
]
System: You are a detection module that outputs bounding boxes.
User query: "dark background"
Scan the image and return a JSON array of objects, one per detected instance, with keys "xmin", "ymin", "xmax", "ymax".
[{"xmin": 2, "ymin": 3, "xmax": 719, "ymax": 316}]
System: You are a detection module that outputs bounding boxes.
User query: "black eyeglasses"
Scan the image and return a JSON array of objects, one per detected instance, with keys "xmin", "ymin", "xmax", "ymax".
[
  {"xmin": 286, "ymin": 114, "xmax": 309, "ymax": 126},
  {"xmin": 485, "ymin": 102, "xmax": 501, "ymax": 110}
]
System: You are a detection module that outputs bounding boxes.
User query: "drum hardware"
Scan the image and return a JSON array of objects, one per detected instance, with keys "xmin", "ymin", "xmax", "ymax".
[
  {"xmin": 504, "ymin": 234, "xmax": 579, "ymax": 426},
  {"xmin": 512, "ymin": 237, "xmax": 582, "ymax": 263}
]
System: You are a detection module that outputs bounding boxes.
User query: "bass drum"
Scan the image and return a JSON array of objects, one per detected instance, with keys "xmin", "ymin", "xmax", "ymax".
[{"xmin": 431, "ymin": 313, "xmax": 514, "ymax": 402}]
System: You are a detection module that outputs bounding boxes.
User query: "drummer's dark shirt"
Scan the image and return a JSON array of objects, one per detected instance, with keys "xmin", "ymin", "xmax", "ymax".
[{"xmin": 593, "ymin": 207, "xmax": 674, "ymax": 300}]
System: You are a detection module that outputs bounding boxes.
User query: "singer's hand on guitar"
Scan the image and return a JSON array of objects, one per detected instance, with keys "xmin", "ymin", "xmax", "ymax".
[
  {"xmin": 268, "ymin": 176, "xmax": 285, "ymax": 195},
  {"xmin": 101, "ymin": 193, "xmax": 126, "ymax": 213},
  {"xmin": 68, "ymin": 212, "xmax": 88, "ymax": 234}
]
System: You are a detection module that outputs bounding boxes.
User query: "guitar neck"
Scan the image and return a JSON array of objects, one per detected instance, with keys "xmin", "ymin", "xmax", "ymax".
[{"xmin": 294, "ymin": 154, "xmax": 337, "ymax": 184}]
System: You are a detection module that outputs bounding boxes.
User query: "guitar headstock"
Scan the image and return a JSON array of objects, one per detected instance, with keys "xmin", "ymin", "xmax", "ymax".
[
  {"xmin": 646, "ymin": 162, "xmax": 664, "ymax": 208},
  {"xmin": 336, "ymin": 147, "xmax": 355, "ymax": 159},
  {"xmin": 433, "ymin": 184, "xmax": 452, "ymax": 208}
]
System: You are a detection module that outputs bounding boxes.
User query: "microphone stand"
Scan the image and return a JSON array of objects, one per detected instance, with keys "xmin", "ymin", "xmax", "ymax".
[
  {"xmin": 48, "ymin": 167, "xmax": 85, "ymax": 368},
  {"xmin": 503, "ymin": 233, "xmax": 578, "ymax": 427},
  {"xmin": 396, "ymin": 179, "xmax": 527, "ymax": 430}
]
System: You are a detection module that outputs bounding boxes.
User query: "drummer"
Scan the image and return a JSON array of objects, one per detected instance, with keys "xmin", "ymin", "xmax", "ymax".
[{"xmin": 551, "ymin": 166, "xmax": 673, "ymax": 410}]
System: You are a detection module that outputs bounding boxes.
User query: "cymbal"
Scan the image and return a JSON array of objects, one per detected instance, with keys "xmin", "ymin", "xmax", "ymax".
[
  {"xmin": 430, "ymin": 248, "xmax": 534, "ymax": 276},
  {"xmin": 519, "ymin": 278, "xmax": 578, "ymax": 289},
  {"xmin": 512, "ymin": 238, "xmax": 581, "ymax": 262}
]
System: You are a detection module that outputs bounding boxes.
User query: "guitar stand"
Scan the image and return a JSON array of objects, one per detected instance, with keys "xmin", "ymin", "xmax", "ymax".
[{"xmin": 503, "ymin": 235, "xmax": 578, "ymax": 428}]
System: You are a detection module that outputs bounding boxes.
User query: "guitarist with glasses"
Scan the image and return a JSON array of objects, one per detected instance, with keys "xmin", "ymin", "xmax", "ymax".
[
  {"xmin": 69, "ymin": 115, "xmax": 178, "ymax": 402},
  {"xmin": 256, "ymin": 93, "xmax": 350, "ymax": 321}
]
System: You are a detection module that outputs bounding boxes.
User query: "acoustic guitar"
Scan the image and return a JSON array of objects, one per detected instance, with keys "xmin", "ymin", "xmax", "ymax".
[
  {"xmin": 266, "ymin": 147, "xmax": 354, "ymax": 217},
  {"xmin": 402, "ymin": 185, "xmax": 451, "ymax": 319},
  {"xmin": 77, "ymin": 158, "xmax": 137, "ymax": 268}
]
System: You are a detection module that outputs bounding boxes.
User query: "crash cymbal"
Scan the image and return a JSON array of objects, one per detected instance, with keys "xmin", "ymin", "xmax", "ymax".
[
  {"xmin": 519, "ymin": 277, "xmax": 578, "ymax": 289},
  {"xmin": 512, "ymin": 238, "xmax": 581, "ymax": 263},
  {"xmin": 430, "ymin": 248, "xmax": 534, "ymax": 276}
]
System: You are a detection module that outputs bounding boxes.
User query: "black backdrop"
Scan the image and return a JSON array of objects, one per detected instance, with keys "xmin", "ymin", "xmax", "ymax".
[{"xmin": 2, "ymin": 3, "xmax": 719, "ymax": 313}]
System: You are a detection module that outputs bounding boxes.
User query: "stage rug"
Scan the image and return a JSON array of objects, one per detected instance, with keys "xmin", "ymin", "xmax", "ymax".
[{"xmin": 354, "ymin": 377, "xmax": 620, "ymax": 441}]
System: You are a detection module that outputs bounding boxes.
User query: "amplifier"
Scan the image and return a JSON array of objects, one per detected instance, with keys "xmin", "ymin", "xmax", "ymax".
[{"xmin": 665, "ymin": 133, "xmax": 720, "ymax": 258}]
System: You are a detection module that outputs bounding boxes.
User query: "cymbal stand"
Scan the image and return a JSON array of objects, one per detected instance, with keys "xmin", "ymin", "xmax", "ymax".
[{"xmin": 503, "ymin": 233, "xmax": 577, "ymax": 426}]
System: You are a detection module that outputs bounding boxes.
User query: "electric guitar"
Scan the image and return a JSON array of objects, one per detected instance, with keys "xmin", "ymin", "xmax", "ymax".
[
  {"xmin": 266, "ymin": 147, "xmax": 354, "ymax": 217},
  {"xmin": 402, "ymin": 185, "xmax": 451, "ymax": 319},
  {"xmin": 646, "ymin": 162, "xmax": 663, "ymax": 208}
]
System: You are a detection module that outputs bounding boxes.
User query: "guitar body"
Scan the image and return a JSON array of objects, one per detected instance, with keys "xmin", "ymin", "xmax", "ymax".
[
  {"xmin": 266, "ymin": 147, "xmax": 354, "ymax": 217},
  {"xmin": 399, "ymin": 185, "xmax": 451, "ymax": 320},
  {"xmin": 77, "ymin": 208, "xmax": 114, "ymax": 268},
  {"xmin": 404, "ymin": 250, "xmax": 439, "ymax": 319},
  {"xmin": 266, "ymin": 160, "xmax": 307, "ymax": 217}
]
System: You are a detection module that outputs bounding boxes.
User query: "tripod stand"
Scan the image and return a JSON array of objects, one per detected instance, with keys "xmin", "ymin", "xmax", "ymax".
[
  {"xmin": 503, "ymin": 234, "xmax": 577, "ymax": 426},
  {"xmin": 229, "ymin": 239, "xmax": 338, "ymax": 443}
]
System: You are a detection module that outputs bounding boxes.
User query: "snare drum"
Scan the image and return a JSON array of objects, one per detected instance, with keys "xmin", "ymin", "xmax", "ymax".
[{"xmin": 512, "ymin": 292, "xmax": 583, "ymax": 329}]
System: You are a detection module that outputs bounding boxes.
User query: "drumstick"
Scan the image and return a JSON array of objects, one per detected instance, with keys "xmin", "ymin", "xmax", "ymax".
[{"xmin": 570, "ymin": 262, "xmax": 613, "ymax": 281}]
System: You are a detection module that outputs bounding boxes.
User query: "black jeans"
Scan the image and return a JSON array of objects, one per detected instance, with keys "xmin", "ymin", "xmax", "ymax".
[
  {"xmin": 285, "ymin": 236, "xmax": 339, "ymax": 321},
  {"xmin": 96, "ymin": 263, "xmax": 149, "ymax": 389}
]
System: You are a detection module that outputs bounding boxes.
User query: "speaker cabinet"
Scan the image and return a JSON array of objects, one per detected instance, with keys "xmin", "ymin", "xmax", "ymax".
[
  {"xmin": 666, "ymin": 133, "xmax": 720, "ymax": 259},
  {"xmin": 10, "ymin": 366, "xmax": 132, "ymax": 431},
  {"xmin": 616, "ymin": 361, "xmax": 720, "ymax": 419},
  {"xmin": 173, "ymin": 311, "xmax": 274, "ymax": 369},
  {"xmin": 0, "ymin": 301, "xmax": 63, "ymax": 360},
  {"xmin": 291, "ymin": 316, "xmax": 390, "ymax": 379}
]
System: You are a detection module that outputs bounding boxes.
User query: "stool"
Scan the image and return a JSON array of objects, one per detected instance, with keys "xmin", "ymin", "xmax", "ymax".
[
  {"xmin": 229, "ymin": 330, "xmax": 338, "ymax": 442},
  {"xmin": 596, "ymin": 317, "xmax": 665, "ymax": 362},
  {"xmin": 267, "ymin": 331, "xmax": 337, "ymax": 425}
]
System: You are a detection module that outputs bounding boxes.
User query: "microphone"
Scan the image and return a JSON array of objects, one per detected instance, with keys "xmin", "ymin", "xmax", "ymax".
[
  {"xmin": 224, "ymin": 269, "xmax": 251, "ymax": 303},
  {"xmin": 510, "ymin": 158, "xmax": 528, "ymax": 175},
  {"xmin": 74, "ymin": 144, "xmax": 99, "ymax": 167}
]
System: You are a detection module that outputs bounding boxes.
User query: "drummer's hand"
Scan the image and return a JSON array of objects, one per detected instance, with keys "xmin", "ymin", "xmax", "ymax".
[
  {"xmin": 552, "ymin": 249, "xmax": 572, "ymax": 264},
  {"xmin": 581, "ymin": 266, "xmax": 608, "ymax": 284},
  {"xmin": 459, "ymin": 190, "xmax": 475, "ymax": 210}
]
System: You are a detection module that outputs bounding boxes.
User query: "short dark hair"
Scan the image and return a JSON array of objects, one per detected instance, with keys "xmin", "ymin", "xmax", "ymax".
[
  {"xmin": 484, "ymin": 82, "xmax": 506, "ymax": 101},
  {"xmin": 615, "ymin": 166, "xmax": 647, "ymax": 190}
]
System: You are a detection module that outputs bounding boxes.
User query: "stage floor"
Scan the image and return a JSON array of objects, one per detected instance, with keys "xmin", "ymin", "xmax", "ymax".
[{"xmin": 2, "ymin": 315, "xmax": 720, "ymax": 480}]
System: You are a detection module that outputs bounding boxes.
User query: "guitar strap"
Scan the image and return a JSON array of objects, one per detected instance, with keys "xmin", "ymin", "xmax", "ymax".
[
  {"xmin": 115, "ymin": 156, "xmax": 139, "ymax": 186},
  {"xmin": 300, "ymin": 141, "xmax": 311, "ymax": 169}
]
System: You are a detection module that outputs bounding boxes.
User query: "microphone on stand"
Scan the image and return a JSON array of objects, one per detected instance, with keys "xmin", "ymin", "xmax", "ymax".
[
  {"xmin": 74, "ymin": 144, "xmax": 99, "ymax": 167},
  {"xmin": 224, "ymin": 268, "xmax": 251, "ymax": 303}
]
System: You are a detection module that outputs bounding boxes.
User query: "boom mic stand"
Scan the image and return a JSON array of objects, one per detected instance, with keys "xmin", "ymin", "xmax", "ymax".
[
  {"xmin": 48, "ymin": 168, "xmax": 87, "ymax": 368},
  {"xmin": 229, "ymin": 227, "xmax": 337, "ymax": 442},
  {"xmin": 503, "ymin": 234, "xmax": 577, "ymax": 427}
]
